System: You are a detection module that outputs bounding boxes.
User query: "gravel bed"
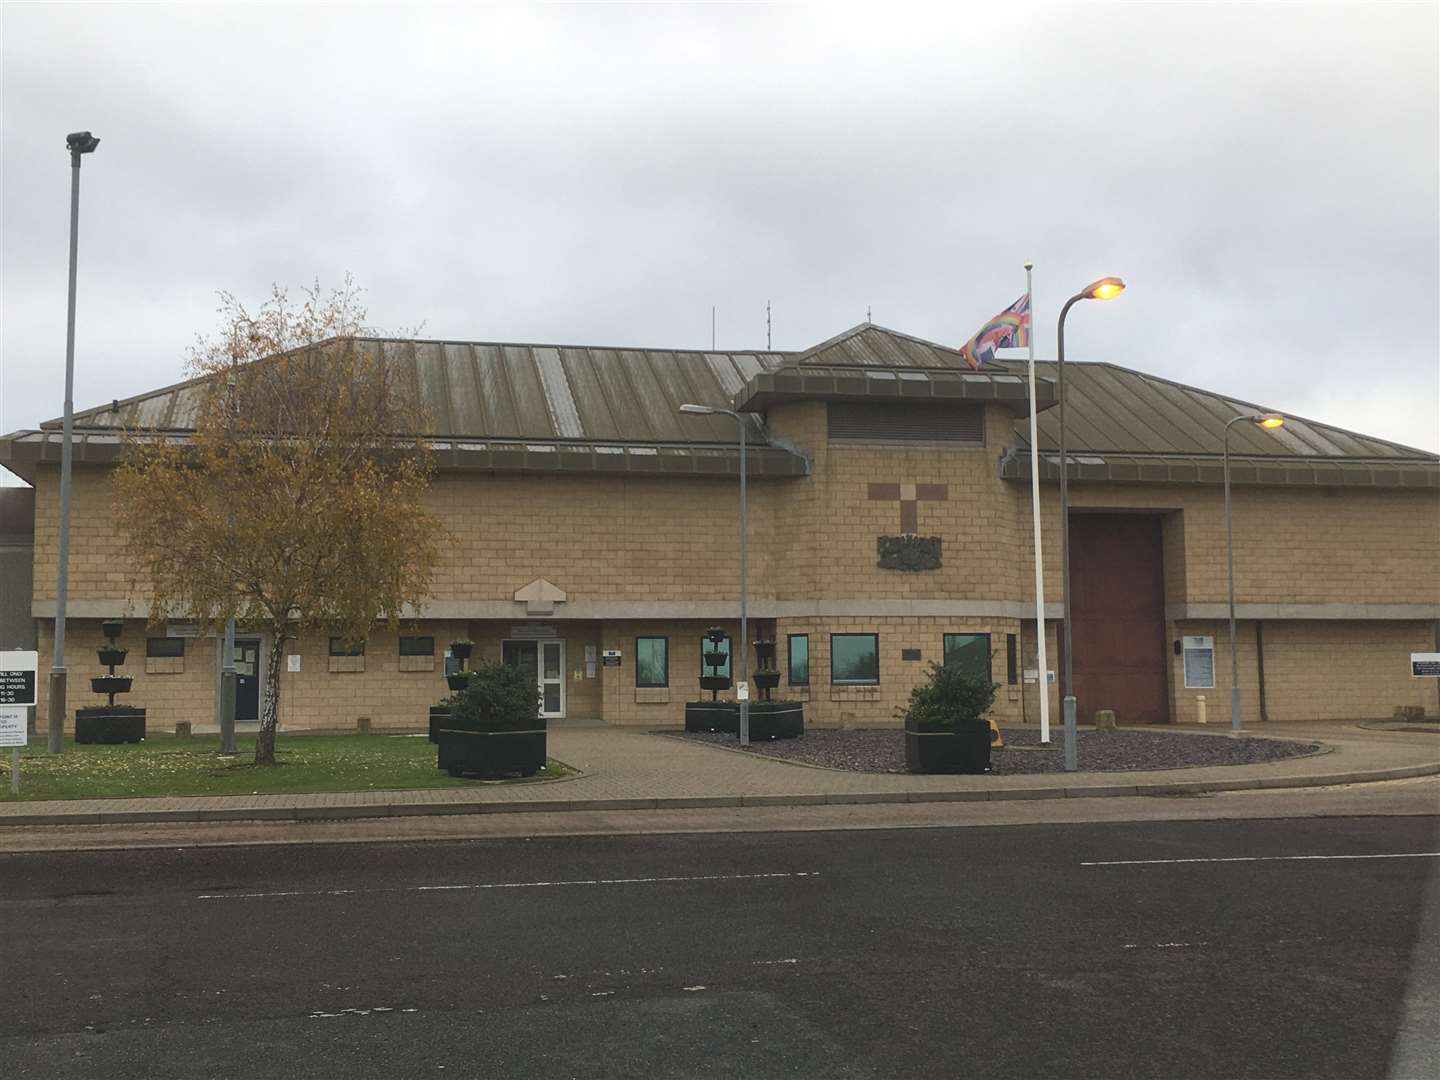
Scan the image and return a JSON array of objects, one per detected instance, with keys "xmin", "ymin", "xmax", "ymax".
[{"xmin": 667, "ymin": 727, "xmax": 1322, "ymax": 775}]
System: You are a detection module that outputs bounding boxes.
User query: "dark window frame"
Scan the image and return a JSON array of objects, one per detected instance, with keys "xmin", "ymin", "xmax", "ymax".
[
  {"xmin": 635, "ymin": 636, "xmax": 670, "ymax": 689},
  {"xmin": 787, "ymin": 633, "xmax": 810, "ymax": 687},
  {"xmin": 399, "ymin": 635, "xmax": 435, "ymax": 657},
  {"xmin": 145, "ymin": 637, "xmax": 185, "ymax": 658},
  {"xmin": 329, "ymin": 638, "xmax": 366, "ymax": 657},
  {"xmin": 1006, "ymin": 633, "xmax": 1018, "ymax": 685},
  {"xmin": 830, "ymin": 632, "xmax": 880, "ymax": 686}
]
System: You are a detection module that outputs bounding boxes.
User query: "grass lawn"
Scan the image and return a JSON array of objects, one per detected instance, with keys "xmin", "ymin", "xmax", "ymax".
[{"xmin": 0, "ymin": 733, "xmax": 576, "ymax": 802}]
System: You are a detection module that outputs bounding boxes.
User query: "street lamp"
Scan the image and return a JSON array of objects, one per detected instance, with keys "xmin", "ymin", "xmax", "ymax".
[
  {"xmin": 1056, "ymin": 275, "xmax": 1125, "ymax": 772},
  {"xmin": 1223, "ymin": 412, "xmax": 1285, "ymax": 733},
  {"xmin": 48, "ymin": 130, "xmax": 101, "ymax": 754},
  {"xmin": 679, "ymin": 402, "xmax": 752, "ymax": 746}
]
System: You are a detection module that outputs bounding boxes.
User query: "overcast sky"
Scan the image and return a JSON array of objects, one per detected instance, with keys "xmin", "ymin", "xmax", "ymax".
[{"xmin": 2, "ymin": 2, "xmax": 1436, "ymax": 485}]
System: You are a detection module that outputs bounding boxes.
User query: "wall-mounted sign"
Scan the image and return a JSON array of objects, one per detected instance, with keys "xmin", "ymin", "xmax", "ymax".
[
  {"xmin": 1183, "ymin": 636, "xmax": 1216, "ymax": 689},
  {"xmin": 0, "ymin": 651, "xmax": 38, "ymax": 707},
  {"xmin": 1022, "ymin": 670, "xmax": 1057, "ymax": 684},
  {"xmin": 287, "ymin": 654, "xmax": 301, "ymax": 673},
  {"xmin": 510, "ymin": 625, "xmax": 557, "ymax": 640},
  {"xmin": 1411, "ymin": 653, "xmax": 1440, "ymax": 678},
  {"xmin": 601, "ymin": 650, "xmax": 622, "ymax": 667},
  {"xmin": 166, "ymin": 622, "xmax": 202, "ymax": 638}
]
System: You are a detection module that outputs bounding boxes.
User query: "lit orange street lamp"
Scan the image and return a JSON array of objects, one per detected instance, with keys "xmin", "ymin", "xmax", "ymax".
[
  {"xmin": 1223, "ymin": 411, "xmax": 1286, "ymax": 733},
  {"xmin": 1056, "ymin": 277, "xmax": 1126, "ymax": 771}
]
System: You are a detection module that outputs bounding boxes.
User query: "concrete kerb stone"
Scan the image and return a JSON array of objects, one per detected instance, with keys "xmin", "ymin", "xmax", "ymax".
[{"xmin": 3, "ymin": 757, "xmax": 1438, "ymax": 828}]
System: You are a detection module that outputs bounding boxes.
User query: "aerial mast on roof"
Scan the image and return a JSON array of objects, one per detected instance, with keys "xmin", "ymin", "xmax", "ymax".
[
  {"xmin": 711, "ymin": 305, "xmax": 716, "ymax": 351},
  {"xmin": 867, "ymin": 305, "xmax": 872, "ymax": 324},
  {"xmin": 766, "ymin": 300, "xmax": 771, "ymax": 350}
]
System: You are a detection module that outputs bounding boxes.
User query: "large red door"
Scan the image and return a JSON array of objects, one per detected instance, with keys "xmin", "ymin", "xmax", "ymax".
[{"xmin": 1064, "ymin": 514, "xmax": 1169, "ymax": 725}]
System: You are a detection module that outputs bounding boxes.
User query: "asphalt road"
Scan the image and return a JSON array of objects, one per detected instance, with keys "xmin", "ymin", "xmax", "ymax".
[{"xmin": 2, "ymin": 816, "xmax": 1437, "ymax": 1079}]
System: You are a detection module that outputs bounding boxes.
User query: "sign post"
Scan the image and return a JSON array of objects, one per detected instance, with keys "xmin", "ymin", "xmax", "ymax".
[{"xmin": 1, "ymin": 651, "xmax": 39, "ymax": 796}]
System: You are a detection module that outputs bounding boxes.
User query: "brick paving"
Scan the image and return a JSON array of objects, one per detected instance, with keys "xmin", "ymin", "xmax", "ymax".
[{"xmin": 0, "ymin": 722, "xmax": 1435, "ymax": 826}]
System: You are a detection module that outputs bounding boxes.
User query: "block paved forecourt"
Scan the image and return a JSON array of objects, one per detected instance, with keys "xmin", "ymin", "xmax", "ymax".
[{"xmin": 1, "ymin": 723, "xmax": 1436, "ymax": 827}]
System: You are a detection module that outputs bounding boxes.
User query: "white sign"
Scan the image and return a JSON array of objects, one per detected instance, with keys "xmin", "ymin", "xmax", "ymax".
[
  {"xmin": 287, "ymin": 654, "xmax": 301, "ymax": 673},
  {"xmin": 1412, "ymin": 652, "xmax": 1440, "ymax": 678},
  {"xmin": 1183, "ymin": 636, "xmax": 1216, "ymax": 689},
  {"xmin": 0, "ymin": 707, "xmax": 26, "ymax": 747},
  {"xmin": 510, "ymin": 624, "xmax": 557, "ymax": 639},
  {"xmin": 736, "ymin": 681, "xmax": 750, "ymax": 701},
  {"xmin": 166, "ymin": 621, "xmax": 202, "ymax": 639},
  {"xmin": 0, "ymin": 651, "xmax": 38, "ymax": 707},
  {"xmin": 1023, "ymin": 670, "xmax": 1056, "ymax": 684}
]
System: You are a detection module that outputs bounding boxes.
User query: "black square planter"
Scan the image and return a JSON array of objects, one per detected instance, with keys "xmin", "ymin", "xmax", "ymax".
[
  {"xmin": 428, "ymin": 706, "xmax": 452, "ymax": 743},
  {"xmin": 685, "ymin": 701, "xmax": 739, "ymax": 733},
  {"xmin": 75, "ymin": 707, "xmax": 147, "ymax": 745},
  {"xmin": 905, "ymin": 725, "xmax": 991, "ymax": 774},
  {"xmin": 436, "ymin": 726, "xmax": 547, "ymax": 778},
  {"xmin": 747, "ymin": 701, "xmax": 804, "ymax": 740}
]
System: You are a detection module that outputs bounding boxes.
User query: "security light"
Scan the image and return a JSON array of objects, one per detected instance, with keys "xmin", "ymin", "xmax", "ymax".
[{"xmin": 66, "ymin": 131, "xmax": 100, "ymax": 155}]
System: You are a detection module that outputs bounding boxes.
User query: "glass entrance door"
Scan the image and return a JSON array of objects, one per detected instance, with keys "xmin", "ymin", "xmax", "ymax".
[{"xmin": 501, "ymin": 639, "xmax": 565, "ymax": 719}]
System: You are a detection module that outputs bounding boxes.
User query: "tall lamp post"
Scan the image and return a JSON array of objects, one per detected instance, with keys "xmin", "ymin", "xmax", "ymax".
[
  {"xmin": 1223, "ymin": 412, "xmax": 1285, "ymax": 733},
  {"xmin": 679, "ymin": 402, "xmax": 751, "ymax": 746},
  {"xmin": 1056, "ymin": 275, "xmax": 1125, "ymax": 772},
  {"xmin": 48, "ymin": 131, "xmax": 101, "ymax": 755}
]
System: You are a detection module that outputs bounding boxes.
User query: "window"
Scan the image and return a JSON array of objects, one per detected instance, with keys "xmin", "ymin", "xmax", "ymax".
[
  {"xmin": 145, "ymin": 637, "xmax": 185, "ymax": 658},
  {"xmin": 827, "ymin": 401, "xmax": 984, "ymax": 444},
  {"xmin": 788, "ymin": 634, "xmax": 809, "ymax": 686},
  {"xmin": 635, "ymin": 637, "xmax": 669, "ymax": 688},
  {"xmin": 399, "ymin": 635, "xmax": 434, "ymax": 657},
  {"xmin": 1006, "ymin": 633, "xmax": 1018, "ymax": 685},
  {"xmin": 329, "ymin": 638, "xmax": 366, "ymax": 656},
  {"xmin": 699, "ymin": 635, "xmax": 732, "ymax": 678},
  {"xmin": 443, "ymin": 651, "xmax": 463, "ymax": 677},
  {"xmin": 831, "ymin": 633, "xmax": 879, "ymax": 685},
  {"xmin": 943, "ymin": 633, "xmax": 991, "ymax": 682}
]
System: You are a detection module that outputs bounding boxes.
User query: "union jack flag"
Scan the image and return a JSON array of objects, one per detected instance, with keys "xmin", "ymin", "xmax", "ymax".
[{"xmin": 958, "ymin": 293, "xmax": 1030, "ymax": 370}]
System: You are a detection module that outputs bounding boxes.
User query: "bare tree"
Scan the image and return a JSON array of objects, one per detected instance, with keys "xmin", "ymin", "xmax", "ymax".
[{"xmin": 114, "ymin": 279, "xmax": 445, "ymax": 765}]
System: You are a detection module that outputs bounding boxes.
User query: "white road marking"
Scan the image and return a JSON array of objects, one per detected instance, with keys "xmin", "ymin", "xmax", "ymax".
[
  {"xmin": 1084, "ymin": 852, "xmax": 1440, "ymax": 867},
  {"xmin": 681, "ymin": 986, "xmax": 707, "ymax": 992},
  {"xmin": 1122, "ymin": 941, "xmax": 1208, "ymax": 950},
  {"xmin": 198, "ymin": 871, "xmax": 818, "ymax": 901},
  {"xmin": 752, "ymin": 958, "xmax": 801, "ymax": 966}
]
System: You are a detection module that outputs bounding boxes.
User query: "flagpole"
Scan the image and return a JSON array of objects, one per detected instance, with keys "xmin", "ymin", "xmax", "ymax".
[{"xmin": 1024, "ymin": 261, "xmax": 1052, "ymax": 745}]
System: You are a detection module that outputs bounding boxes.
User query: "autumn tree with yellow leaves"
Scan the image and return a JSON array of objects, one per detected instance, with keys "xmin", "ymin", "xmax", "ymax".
[{"xmin": 114, "ymin": 280, "xmax": 445, "ymax": 765}]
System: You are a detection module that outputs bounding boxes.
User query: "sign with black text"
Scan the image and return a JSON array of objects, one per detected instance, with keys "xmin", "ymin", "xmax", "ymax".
[
  {"xmin": 1411, "ymin": 653, "xmax": 1440, "ymax": 678},
  {"xmin": 0, "ymin": 652, "xmax": 38, "ymax": 707}
]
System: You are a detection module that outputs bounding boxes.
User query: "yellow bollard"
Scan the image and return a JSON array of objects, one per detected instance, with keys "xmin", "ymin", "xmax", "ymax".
[{"xmin": 1196, "ymin": 695, "xmax": 1208, "ymax": 725}]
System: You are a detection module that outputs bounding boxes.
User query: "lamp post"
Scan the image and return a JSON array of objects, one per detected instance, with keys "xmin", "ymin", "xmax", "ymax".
[
  {"xmin": 48, "ymin": 131, "xmax": 101, "ymax": 755},
  {"xmin": 1056, "ymin": 275, "xmax": 1125, "ymax": 772},
  {"xmin": 1223, "ymin": 412, "xmax": 1285, "ymax": 734},
  {"xmin": 679, "ymin": 402, "xmax": 751, "ymax": 745}
]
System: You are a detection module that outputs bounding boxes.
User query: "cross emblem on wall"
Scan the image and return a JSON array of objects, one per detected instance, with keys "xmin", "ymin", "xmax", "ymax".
[{"xmin": 867, "ymin": 482, "xmax": 948, "ymax": 535}]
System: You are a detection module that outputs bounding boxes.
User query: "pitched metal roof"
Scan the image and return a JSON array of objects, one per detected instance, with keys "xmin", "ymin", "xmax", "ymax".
[{"xmin": 2, "ymin": 325, "xmax": 1433, "ymax": 488}]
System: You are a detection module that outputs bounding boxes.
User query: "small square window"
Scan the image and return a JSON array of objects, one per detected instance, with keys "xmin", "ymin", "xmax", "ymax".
[
  {"xmin": 399, "ymin": 635, "xmax": 434, "ymax": 657},
  {"xmin": 787, "ymin": 634, "xmax": 809, "ymax": 686},
  {"xmin": 943, "ymin": 633, "xmax": 991, "ymax": 682},
  {"xmin": 636, "ymin": 637, "xmax": 669, "ymax": 688},
  {"xmin": 145, "ymin": 637, "xmax": 185, "ymax": 658},
  {"xmin": 830, "ymin": 633, "xmax": 879, "ymax": 685},
  {"xmin": 329, "ymin": 638, "xmax": 366, "ymax": 657}
]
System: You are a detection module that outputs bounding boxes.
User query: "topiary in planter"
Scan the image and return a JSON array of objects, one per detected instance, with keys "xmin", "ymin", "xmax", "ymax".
[
  {"xmin": 436, "ymin": 660, "xmax": 545, "ymax": 777},
  {"xmin": 900, "ymin": 662, "xmax": 997, "ymax": 774}
]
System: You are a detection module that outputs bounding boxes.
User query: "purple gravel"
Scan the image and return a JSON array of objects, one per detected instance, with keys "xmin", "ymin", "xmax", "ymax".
[{"xmin": 665, "ymin": 727, "xmax": 1322, "ymax": 775}]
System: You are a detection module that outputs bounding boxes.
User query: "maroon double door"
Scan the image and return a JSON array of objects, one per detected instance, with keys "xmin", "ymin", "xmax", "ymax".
[{"xmin": 1061, "ymin": 513, "xmax": 1170, "ymax": 725}]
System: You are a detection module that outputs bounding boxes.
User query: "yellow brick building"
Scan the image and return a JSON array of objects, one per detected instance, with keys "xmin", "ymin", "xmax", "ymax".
[{"xmin": 3, "ymin": 323, "xmax": 1437, "ymax": 733}]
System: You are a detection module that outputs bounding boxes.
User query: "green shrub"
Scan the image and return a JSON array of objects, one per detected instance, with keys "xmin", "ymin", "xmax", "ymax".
[
  {"xmin": 445, "ymin": 660, "xmax": 541, "ymax": 732},
  {"xmin": 898, "ymin": 662, "xmax": 997, "ymax": 733}
]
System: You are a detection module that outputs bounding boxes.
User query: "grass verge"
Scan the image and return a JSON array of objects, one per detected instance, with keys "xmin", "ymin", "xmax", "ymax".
[{"xmin": 0, "ymin": 733, "xmax": 576, "ymax": 802}]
